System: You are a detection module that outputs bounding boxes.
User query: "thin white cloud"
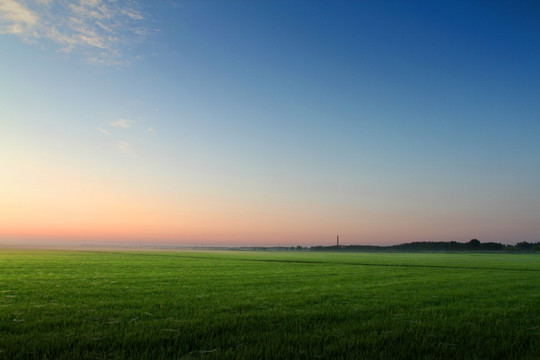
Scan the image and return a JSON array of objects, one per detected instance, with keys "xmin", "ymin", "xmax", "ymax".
[
  {"xmin": 121, "ymin": 8, "xmax": 143, "ymax": 21},
  {"xmin": 110, "ymin": 119, "xmax": 131, "ymax": 128},
  {"xmin": 98, "ymin": 127, "xmax": 111, "ymax": 135},
  {"xmin": 147, "ymin": 127, "xmax": 156, "ymax": 134},
  {"xmin": 0, "ymin": 0, "xmax": 38, "ymax": 35},
  {"xmin": 168, "ymin": 1, "xmax": 183, "ymax": 9},
  {"xmin": 116, "ymin": 140, "xmax": 130, "ymax": 153},
  {"xmin": 0, "ymin": 0, "xmax": 147, "ymax": 65}
]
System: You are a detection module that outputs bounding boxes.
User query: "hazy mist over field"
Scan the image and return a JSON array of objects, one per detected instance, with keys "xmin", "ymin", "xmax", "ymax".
[{"xmin": 1, "ymin": 1, "xmax": 540, "ymax": 247}]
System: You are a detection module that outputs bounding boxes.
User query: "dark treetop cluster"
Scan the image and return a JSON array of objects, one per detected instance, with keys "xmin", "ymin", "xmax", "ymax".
[{"xmin": 309, "ymin": 239, "xmax": 540, "ymax": 252}]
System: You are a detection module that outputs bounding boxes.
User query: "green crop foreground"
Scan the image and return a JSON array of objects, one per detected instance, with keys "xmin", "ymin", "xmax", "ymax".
[{"xmin": 0, "ymin": 250, "xmax": 538, "ymax": 359}]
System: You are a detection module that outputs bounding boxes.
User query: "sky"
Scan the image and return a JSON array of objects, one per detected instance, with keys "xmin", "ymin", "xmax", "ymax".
[{"xmin": 1, "ymin": 0, "xmax": 539, "ymax": 247}]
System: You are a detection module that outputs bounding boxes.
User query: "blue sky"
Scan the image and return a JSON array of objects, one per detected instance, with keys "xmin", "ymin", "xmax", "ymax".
[{"xmin": 1, "ymin": 0, "xmax": 539, "ymax": 246}]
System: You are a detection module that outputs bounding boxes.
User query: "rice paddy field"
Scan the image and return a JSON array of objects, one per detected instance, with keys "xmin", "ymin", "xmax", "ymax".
[{"xmin": 0, "ymin": 250, "xmax": 539, "ymax": 359}]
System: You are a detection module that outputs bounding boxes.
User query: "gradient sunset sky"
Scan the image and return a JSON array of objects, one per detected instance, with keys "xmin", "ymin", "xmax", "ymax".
[{"xmin": 1, "ymin": 1, "xmax": 539, "ymax": 246}]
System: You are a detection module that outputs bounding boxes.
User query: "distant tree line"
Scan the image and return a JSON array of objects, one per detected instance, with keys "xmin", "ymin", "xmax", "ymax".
[{"xmin": 310, "ymin": 239, "xmax": 540, "ymax": 252}]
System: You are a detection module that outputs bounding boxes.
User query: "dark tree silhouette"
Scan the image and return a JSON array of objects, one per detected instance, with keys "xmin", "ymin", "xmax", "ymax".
[
  {"xmin": 310, "ymin": 239, "xmax": 539, "ymax": 252},
  {"xmin": 469, "ymin": 239, "xmax": 481, "ymax": 249}
]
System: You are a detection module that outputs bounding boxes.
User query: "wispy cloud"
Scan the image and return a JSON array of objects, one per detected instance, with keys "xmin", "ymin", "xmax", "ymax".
[
  {"xmin": 98, "ymin": 127, "xmax": 112, "ymax": 135},
  {"xmin": 99, "ymin": 118, "xmax": 145, "ymax": 153},
  {"xmin": 0, "ymin": 0, "xmax": 38, "ymax": 35},
  {"xmin": 110, "ymin": 119, "xmax": 131, "ymax": 128},
  {"xmin": 0, "ymin": 0, "xmax": 148, "ymax": 65},
  {"xmin": 116, "ymin": 140, "xmax": 130, "ymax": 153}
]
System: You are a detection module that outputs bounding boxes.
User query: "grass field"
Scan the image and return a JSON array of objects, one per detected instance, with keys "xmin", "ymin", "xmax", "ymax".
[{"xmin": 0, "ymin": 250, "xmax": 539, "ymax": 359}]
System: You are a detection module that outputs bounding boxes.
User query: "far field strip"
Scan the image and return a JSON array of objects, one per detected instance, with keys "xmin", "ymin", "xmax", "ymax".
[{"xmin": 74, "ymin": 250, "xmax": 540, "ymax": 272}]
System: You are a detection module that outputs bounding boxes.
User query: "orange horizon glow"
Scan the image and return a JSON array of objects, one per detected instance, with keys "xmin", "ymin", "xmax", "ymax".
[{"xmin": 1, "ymin": 150, "xmax": 535, "ymax": 246}]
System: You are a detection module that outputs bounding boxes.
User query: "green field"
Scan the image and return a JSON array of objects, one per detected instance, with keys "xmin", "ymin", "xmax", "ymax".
[{"xmin": 0, "ymin": 250, "xmax": 538, "ymax": 359}]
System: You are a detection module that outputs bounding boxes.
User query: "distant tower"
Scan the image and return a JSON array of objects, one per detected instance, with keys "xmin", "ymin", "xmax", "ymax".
[{"xmin": 337, "ymin": 235, "xmax": 339, "ymax": 247}]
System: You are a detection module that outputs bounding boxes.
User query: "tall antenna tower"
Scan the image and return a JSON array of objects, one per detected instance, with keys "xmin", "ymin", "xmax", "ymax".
[{"xmin": 337, "ymin": 235, "xmax": 339, "ymax": 247}]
